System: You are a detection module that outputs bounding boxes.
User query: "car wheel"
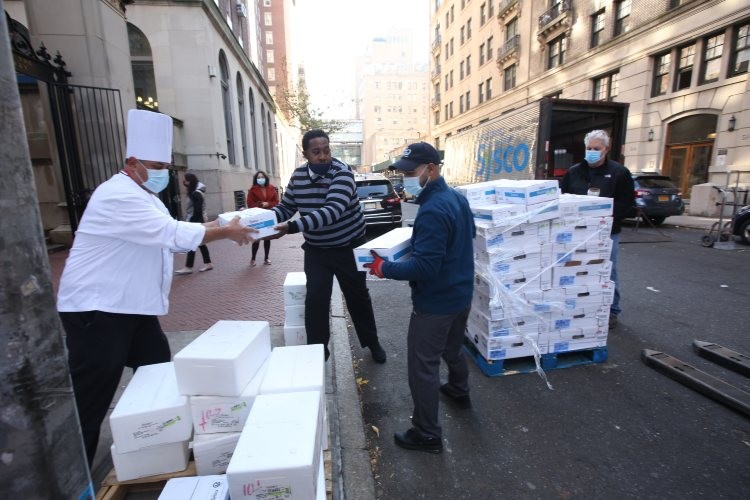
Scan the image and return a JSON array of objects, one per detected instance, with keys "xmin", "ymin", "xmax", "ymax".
[
  {"xmin": 739, "ymin": 219, "xmax": 750, "ymax": 245},
  {"xmin": 701, "ymin": 235, "xmax": 714, "ymax": 248},
  {"xmin": 649, "ymin": 216, "xmax": 666, "ymax": 226}
]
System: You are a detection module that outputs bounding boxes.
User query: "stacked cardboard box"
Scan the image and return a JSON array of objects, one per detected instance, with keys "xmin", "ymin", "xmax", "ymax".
[
  {"xmin": 459, "ymin": 181, "xmax": 615, "ymax": 362},
  {"xmin": 283, "ymin": 272, "xmax": 307, "ymax": 346}
]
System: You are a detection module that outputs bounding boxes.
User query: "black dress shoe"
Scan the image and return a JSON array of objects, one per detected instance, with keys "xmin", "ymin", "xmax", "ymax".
[
  {"xmin": 369, "ymin": 342, "xmax": 386, "ymax": 364},
  {"xmin": 440, "ymin": 384, "xmax": 472, "ymax": 409},
  {"xmin": 394, "ymin": 428, "xmax": 443, "ymax": 454}
]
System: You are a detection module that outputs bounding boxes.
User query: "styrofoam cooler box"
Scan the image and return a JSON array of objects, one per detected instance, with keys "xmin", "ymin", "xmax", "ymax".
[
  {"xmin": 173, "ymin": 320, "xmax": 271, "ymax": 396},
  {"xmin": 284, "ymin": 304, "xmax": 305, "ymax": 327},
  {"xmin": 465, "ymin": 327, "xmax": 547, "ymax": 360},
  {"xmin": 283, "ymin": 323, "xmax": 307, "ymax": 346},
  {"xmin": 353, "ymin": 227, "xmax": 412, "ymax": 271},
  {"xmin": 550, "ymin": 216, "xmax": 613, "ymax": 244},
  {"xmin": 284, "ymin": 272, "xmax": 307, "ymax": 306},
  {"xmin": 226, "ymin": 391, "xmax": 322, "ymax": 500},
  {"xmin": 546, "ymin": 305, "xmax": 610, "ymax": 332},
  {"xmin": 190, "ymin": 358, "xmax": 270, "ymax": 434},
  {"xmin": 471, "ymin": 203, "xmax": 526, "ymax": 226},
  {"xmin": 192, "ymin": 432, "xmax": 241, "ymax": 476},
  {"xmin": 109, "ymin": 362, "xmax": 192, "ymax": 453},
  {"xmin": 159, "ymin": 475, "xmax": 229, "ymax": 500},
  {"xmin": 548, "ymin": 326, "xmax": 608, "ymax": 353},
  {"xmin": 110, "ymin": 440, "xmax": 190, "ymax": 482},
  {"xmin": 468, "ymin": 307, "xmax": 542, "ymax": 338},
  {"xmin": 558, "ymin": 193, "xmax": 614, "ymax": 218},
  {"xmin": 218, "ymin": 208, "xmax": 278, "ymax": 238},
  {"xmin": 455, "ymin": 181, "xmax": 498, "ymax": 206},
  {"xmin": 316, "ymin": 450, "xmax": 325, "ymax": 500},
  {"xmin": 494, "ymin": 179, "xmax": 559, "ymax": 205},
  {"xmin": 551, "ymin": 261, "xmax": 612, "ymax": 287},
  {"xmin": 260, "ymin": 344, "xmax": 327, "ymax": 450}
]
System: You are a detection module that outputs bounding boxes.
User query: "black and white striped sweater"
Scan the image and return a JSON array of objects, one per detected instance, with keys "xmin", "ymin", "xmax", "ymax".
[{"xmin": 272, "ymin": 158, "xmax": 365, "ymax": 248}]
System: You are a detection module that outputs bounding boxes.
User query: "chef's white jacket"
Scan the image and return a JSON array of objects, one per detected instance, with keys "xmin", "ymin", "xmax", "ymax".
[{"xmin": 57, "ymin": 172, "xmax": 205, "ymax": 315}]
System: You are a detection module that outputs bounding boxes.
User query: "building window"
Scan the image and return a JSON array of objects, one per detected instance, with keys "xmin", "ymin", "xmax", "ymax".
[
  {"xmin": 460, "ymin": 60, "xmax": 465, "ymax": 79},
  {"xmin": 479, "ymin": 82, "xmax": 484, "ymax": 103},
  {"xmin": 652, "ymin": 52, "xmax": 671, "ymax": 97},
  {"xmin": 264, "ymin": 12, "xmax": 272, "ymax": 26},
  {"xmin": 467, "ymin": 19, "xmax": 472, "ymax": 40},
  {"xmin": 465, "ymin": 91, "xmax": 470, "ymax": 111},
  {"xmin": 591, "ymin": 9, "xmax": 605, "ymax": 48},
  {"xmin": 614, "ymin": 0, "xmax": 631, "ymax": 36},
  {"xmin": 668, "ymin": 0, "xmax": 682, "ymax": 8},
  {"xmin": 444, "ymin": 104, "xmax": 449, "ymax": 121},
  {"xmin": 263, "ymin": 0, "xmax": 271, "ymax": 6},
  {"xmin": 479, "ymin": 43, "xmax": 485, "ymax": 65},
  {"xmin": 701, "ymin": 33, "xmax": 724, "ymax": 84},
  {"xmin": 218, "ymin": 51, "xmax": 235, "ymax": 164},
  {"xmin": 459, "ymin": 94, "xmax": 464, "ymax": 113},
  {"xmin": 504, "ymin": 64, "xmax": 516, "ymax": 90},
  {"xmin": 445, "ymin": 74, "xmax": 449, "ymax": 89},
  {"xmin": 488, "ymin": 0, "xmax": 494, "ymax": 17},
  {"xmin": 127, "ymin": 23, "xmax": 158, "ymax": 110},
  {"xmin": 236, "ymin": 73, "xmax": 249, "ymax": 167},
  {"xmin": 461, "ymin": 26, "xmax": 465, "ymax": 44},
  {"xmin": 593, "ymin": 71, "xmax": 619, "ymax": 101},
  {"xmin": 267, "ymin": 68, "xmax": 275, "ymax": 81},
  {"xmin": 486, "ymin": 77, "xmax": 492, "ymax": 99},
  {"xmin": 450, "ymin": 70, "xmax": 454, "ymax": 87},
  {"xmin": 248, "ymin": 88, "xmax": 259, "ymax": 168},
  {"xmin": 487, "ymin": 36, "xmax": 493, "ymax": 60},
  {"xmin": 548, "ymin": 35, "xmax": 566, "ymax": 69},
  {"xmin": 434, "ymin": 110, "xmax": 440, "ymax": 126},
  {"xmin": 445, "ymin": 43, "xmax": 449, "ymax": 61},
  {"xmin": 506, "ymin": 17, "xmax": 518, "ymax": 40},
  {"xmin": 480, "ymin": 3, "xmax": 486, "ymax": 25},
  {"xmin": 729, "ymin": 21, "xmax": 750, "ymax": 76},
  {"xmin": 266, "ymin": 49, "xmax": 274, "ymax": 64},
  {"xmin": 265, "ymin": 31, "xmax": 273, "ymax": 45},
  {"xmin": 466, "ymin": 55, "xmax": 471, "ymax": 76},
  {"xmin": 449, "ymin": 101, "xmax": 454, "ymax": 118},
  {"xmin": 446, "ymin": 11, "xmax": 450, "ymax": 27},
  {"xmin": 450, "ymin": 38, "xmax": 454, "ymax": 55},
  {"xmin": 450, "ymin": 5, "xmax": 454, "ymax": 22},
  {"xmin": 674, "ymin": 43, "xmax": 695, "ymax": 91}
]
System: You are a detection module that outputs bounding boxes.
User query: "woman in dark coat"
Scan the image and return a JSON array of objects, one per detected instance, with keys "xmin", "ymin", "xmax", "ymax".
[{"xmin": 175, "ymin": 173, "xmax": 213, "ymax": 274}]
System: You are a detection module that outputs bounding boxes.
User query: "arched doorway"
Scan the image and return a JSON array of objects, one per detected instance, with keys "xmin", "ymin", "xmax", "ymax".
[{"xmin": 662, "ymin": 114, "xmax": 716, "ymax": 197}]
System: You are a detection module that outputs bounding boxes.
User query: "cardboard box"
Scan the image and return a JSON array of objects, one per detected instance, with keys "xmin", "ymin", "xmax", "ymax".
[
  {"xmin": 494, "ymin": 179, "xmax": 559, "ymax": 205},
  {"xmin": 550, "ymin": 216, "xmax": 613, "ymax": 244},
  {"xmin": 283, "ymin": 323, "xmax": 307, "ymax": 346},
  {"xmin": 284, "ymin": 304, "xmax": 305, "ymax": 327},
  {"xmin": 547, "ymin": 326, "xmax": 608, "ymax": 353},
  {"xmin": 455, "ymin": 181, "xmax": 498, "ymax": 206},
  {"xmin": 524, "ymin": 199, "xmax": 561, "ymax": 223},
  {"xmin": 159, "ymin": 475, "xmax": 230, "ymax": 500},
  {"xmin": 471, "ymin": 203, "xmax": 526, "ymax": 226},
  {"xmin": 465, "ymin": 328, "xmax": 547, "ymax": 360},
  {"xmin": 474, "ymin": 221, "xmax": 547, "ymax": 252},
  {"xmin": 353, "ymin": 227, "xmax": 412, "ymax": 271},
  {"xmin": 546, "ymin": 305, "xmax": 610, "ymax": 332},
  {"xmin": 192, "ymin": 433, "xmax": 241, "ymax": 476},
  {"xmin": 468, "ymin": 308, "xmax": 541, "ymax": 338},
  {"xmin": 226, "ymin": 391, "xmax": 322, "ymax": 500},
  {"xmin": 189, "ymin": 358, "xmax": 269, "ymax": 434},
  {"xmin": 283, "ymin": 272, "xmax": 307, "ymax": 306},
  {"xmin": 109, "ymin": 362, "xmax": 192, "ymax": 453},
  {"xmin": 173, "ymin": 321, "xmax": 271, "ymax": 397},
  {"xmin": 111, "ymin": 440, "xmax": 190, "ymax": 482},
  {"xmin": 558, "ymin": 194, "xmax": 614, "ymax": 218},
  {"xmin": 475, "ymin": 246, "xmax": 543, "ymax": 276},
  {"xmin": 551, "ymin": 261, "xmax": 612, "ymax": 288},
  {"xmin": 218, "ymin": 208, "xmax": 278, "ymax": 238},
  {"xmin": 552, "ymin": 238, "xmax": 613, "ymax": 266}
]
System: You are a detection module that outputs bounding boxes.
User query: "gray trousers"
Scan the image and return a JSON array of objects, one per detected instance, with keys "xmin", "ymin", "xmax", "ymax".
[{"xmin": 407, "ymin": 306, "xmax": 471, "ymax": 439}]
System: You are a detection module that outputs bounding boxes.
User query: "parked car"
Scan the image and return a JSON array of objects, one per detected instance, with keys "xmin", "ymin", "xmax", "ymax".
[
  {"xmin": 631, "ymin": 172, "xmax": 685, "ymax": 225},
  {"xmin": 732, "ymin": 204, "xmax": 750, "ymax": 244},
  {"xmin": 354, "ymin": 173, "xmax": 402, "ymax": 230}
]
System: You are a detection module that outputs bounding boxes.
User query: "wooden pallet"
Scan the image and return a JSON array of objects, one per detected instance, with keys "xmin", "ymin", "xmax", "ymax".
[{"xmin": 95, "ymin": 451, "xmax": 334, "ymax": 499}]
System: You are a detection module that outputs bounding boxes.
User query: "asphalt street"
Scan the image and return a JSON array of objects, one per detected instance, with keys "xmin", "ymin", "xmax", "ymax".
[{"xmin": 352, "ymin": 221, "xmax": 750, "ymax": 499}]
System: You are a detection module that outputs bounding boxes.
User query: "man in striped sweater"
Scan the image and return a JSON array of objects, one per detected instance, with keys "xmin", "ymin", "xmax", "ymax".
[{"xmin": 271, "ymin": 129, "xmax": 386, "ymax": 363}]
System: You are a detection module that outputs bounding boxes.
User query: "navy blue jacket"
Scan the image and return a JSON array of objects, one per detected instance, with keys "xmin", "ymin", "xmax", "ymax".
[{"xmin": 381, "ymin": 176, "xmax": 475, "ymax": 314}]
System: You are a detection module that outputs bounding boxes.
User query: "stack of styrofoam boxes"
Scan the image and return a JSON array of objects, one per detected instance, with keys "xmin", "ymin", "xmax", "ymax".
[
  {"xmin": 283, "ymin": 272, "xmax": 307, "ymax": 346},
  {"xmin": 226, "ymin": 344, "xmax": 326, "ymax": 500},
  {"xmin": 108, "ymin": 362, "xmax": 193, "ymax": 481},
  {"xmin": 465, "ymin": 179, "xmax": 560, "ymax": 362},
  {"xmin": 542, "ymin": 193, "xmax": 616, "ymax": 354},
  {"xmin": 173, "ymin": 320, "xmax": 272, "ymax": 477}
]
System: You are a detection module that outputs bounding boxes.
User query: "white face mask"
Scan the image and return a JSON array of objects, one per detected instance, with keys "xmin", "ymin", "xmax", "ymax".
[
  {"xmin": 257, "ymin": 177, "xmax": 267, "ymax": 186},
  {"xmin": 403, "ymin": 166, "xmax": 429, "ymax": 197}
]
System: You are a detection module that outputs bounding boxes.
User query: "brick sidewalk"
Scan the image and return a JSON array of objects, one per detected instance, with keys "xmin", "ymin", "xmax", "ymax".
[{"xmin": 48, "ymin": 233, "xmax": 306, "ymax": 331}]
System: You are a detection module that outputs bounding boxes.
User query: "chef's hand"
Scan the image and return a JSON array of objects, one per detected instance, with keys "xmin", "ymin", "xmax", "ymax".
[
  {"xmin": 363, "ymin": 250, "xmax": 385, "ymax": 278},
  {"xmin": 225, "ymin": 216, "xmax": 256, "ymax": 246}
]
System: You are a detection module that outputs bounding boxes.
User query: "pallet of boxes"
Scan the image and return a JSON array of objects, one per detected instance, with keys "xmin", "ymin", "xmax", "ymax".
[
  {"xmin": 98, "ymin": 319, "xmax": 330, "ymax": 499},
  {"xmin": 457, "ymin": 179, "xmax": 614, "ymax": 376}
]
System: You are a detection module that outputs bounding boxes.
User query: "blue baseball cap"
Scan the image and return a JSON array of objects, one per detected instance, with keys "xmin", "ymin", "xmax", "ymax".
[{"xmin": 390, "ymin": 142, "xmax": 442, "ymax": 172}]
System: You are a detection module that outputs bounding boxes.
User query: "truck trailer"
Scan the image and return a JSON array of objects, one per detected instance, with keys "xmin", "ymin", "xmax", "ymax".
[{"xmin": 441, "ymin": 98, "xmax": 629, "ymax": 185}]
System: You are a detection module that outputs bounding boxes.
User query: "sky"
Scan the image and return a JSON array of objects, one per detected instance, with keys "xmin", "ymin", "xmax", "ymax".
[{"xmin": 296, "ymin": 0, "xmax": 430, "ymax": 119}]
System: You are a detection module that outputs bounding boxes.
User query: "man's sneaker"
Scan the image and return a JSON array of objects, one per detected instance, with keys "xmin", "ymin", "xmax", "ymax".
[
  {"xmin": 609, "ymin": 314, "xmax": 618, "ymax": 329},
  {"xmin": 369, "ymin": 342, "xmax": 386, "ymax": 364},
  {"xmin": 440, "ymin": 384, "xmax": 472, "ymax": 409},
  {"xmin": 394, "ymin": 428, "xmax": 443, "ymax": 454}
]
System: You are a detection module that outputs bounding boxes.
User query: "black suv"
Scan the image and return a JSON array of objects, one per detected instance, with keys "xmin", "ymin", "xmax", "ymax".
[
  {"xmin": 632, "ymin": 172, "xmax": 685, "ymax": 225},
  {"xmin": 354, "ymin": 174, "xmax": 402, "ymax": 230}
]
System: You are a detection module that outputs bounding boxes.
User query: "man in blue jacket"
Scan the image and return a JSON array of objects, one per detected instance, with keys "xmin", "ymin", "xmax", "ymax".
[{"xmin": 365, "ymin": 142, "xmax": 475, "ymax": 454}]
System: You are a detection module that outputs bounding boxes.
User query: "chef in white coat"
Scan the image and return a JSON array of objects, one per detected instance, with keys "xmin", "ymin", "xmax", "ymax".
[{"xmin": 57, "ymin": 109, "xmax": 253, "ymax": 466}]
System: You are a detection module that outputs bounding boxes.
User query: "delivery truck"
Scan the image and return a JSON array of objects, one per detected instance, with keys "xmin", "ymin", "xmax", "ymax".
[{"xmin": 441, "ymin": 98, "xmax": 629, "ymax": 185}]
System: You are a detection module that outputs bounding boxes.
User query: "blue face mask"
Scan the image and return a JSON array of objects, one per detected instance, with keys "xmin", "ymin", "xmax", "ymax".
[
  {"xmin": 257, "ymin": 177, "xmax": 267, "ymax": 186},
  {"xmin": 309, "ymin": 162, "xmax": 331, "ymax": 176},
  {"xmin": 138, "ymin": 162, "xmax": 170, "ymax": 193},
  {"xmin": 403, "ymin": 166, "xmax": 428, "ymax": 197},
  {"xmin": 585, "ymin": 150, "xmax": 602, "ymax": 165}
]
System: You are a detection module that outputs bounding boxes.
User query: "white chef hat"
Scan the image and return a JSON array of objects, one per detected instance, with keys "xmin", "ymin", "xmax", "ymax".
[{"xmin": 125, "ymin": 109, "xmax": 173, "ymax": 163}]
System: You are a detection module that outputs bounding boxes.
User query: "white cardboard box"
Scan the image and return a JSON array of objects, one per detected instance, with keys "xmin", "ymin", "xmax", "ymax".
[
  {"xmin": 455, "ymin": 181, "xmax": 498, "ymax": 206},
  {"xmin": 547, "ymin": 326, "xmax": 608, "ymax": 353},
  {"xmin": 189, "ymin": 358, "xmax": 269, "ymax": 434},
  {"xmin": 465, "ymin": 328, "xmax": 547, "ymax": 360},
  {"xmin": 558, "ymin": 194, "xmax": 614, "ymax": 218},
  {"xmin": 109, "ymin": 362, "xmax": 192, "ymax": 453},
  {"xmin": 192, "ymin": 432, "xmax": 241, "ymax": 476},
  {"xmin": 173, "ymin": 321, "xmax": 271, "ymax": 396},
  {"xmin": 159, "ymin": 475, "xmax": 230, "ymax": 500},
  {"xmin": 471, "ymin": 203, "xmax": 526, "ymax": 226},
  {"xmin": 284, "ymin": 304, "xmax": 305, "ymax": 327},
  {"xmin": 226, "ymin": 391, "xmax": 322, "ymax": 500},
  {"xmin": 283, "ymin": 322, "xmax": 307, "ymax": 346},
  {"xmin": 524, "ymin": 199, "xmax": 561, "ymax": 223},
  {"xmin": 353, "ymin": 227, "xmax": 412, "ymax": 271},
  {"xmin": 218, "ymin": 208, "xmax": 278, "ymax": 238},
  {"xmin": 494, "ymin": 179, "xmax": 559, "ymax": 205},
  {"xmin": 283, "ymin": 272, "xmax": 307, "ymax": 306},
  {"xmin": 468, "ymin": 308, "xmax": 542, "ymax": 338},
  {"xmin": 550, "ymin": 216, "xmax": 613, "ymax": 244},
  {"xmin": 546, "ymin": 305, "xmax": 610, "ymax": 332},
  {"xmin": 111, "ymin": 440, "xmax": 190, "ymax": 482},
  {"xmin": 551, "ymin": 261, "xmax": 612, "ymax": 288},
  {"xmin": 552, "ymin": 238, "xmax": 613, "ymax": 266}
]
